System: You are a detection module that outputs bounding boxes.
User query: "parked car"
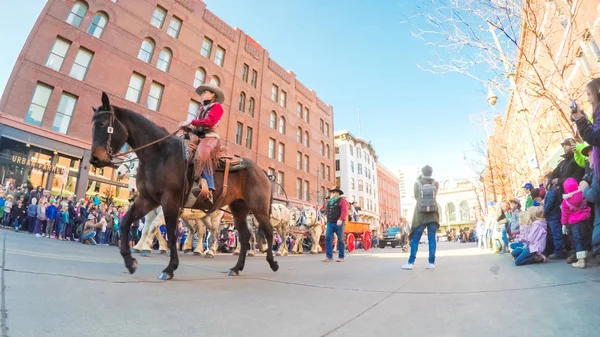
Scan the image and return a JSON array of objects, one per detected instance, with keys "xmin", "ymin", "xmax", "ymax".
[{"xmin": 378, "ymin": 227, "xmax": 402, "ymax": 248}]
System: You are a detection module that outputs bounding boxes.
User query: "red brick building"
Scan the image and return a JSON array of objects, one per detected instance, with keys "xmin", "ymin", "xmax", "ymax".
[
  {"xmin": 0, "ymin": 0, "xmax": 335, "ymax": 204},
  {"xmin": 377, "ymin": 162, "xmax": 400, "ymax": 232}
]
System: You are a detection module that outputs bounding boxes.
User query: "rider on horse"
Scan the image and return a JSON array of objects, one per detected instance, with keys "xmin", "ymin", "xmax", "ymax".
[{"xmin": 178, "ymin": 83, "xmax": 225, "ymax": 204}]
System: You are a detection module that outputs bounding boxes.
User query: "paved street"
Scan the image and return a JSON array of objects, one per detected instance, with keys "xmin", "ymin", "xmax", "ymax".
[{"xmin": 1, "ymin": 231, "xmax": 599, "ymax": 337}]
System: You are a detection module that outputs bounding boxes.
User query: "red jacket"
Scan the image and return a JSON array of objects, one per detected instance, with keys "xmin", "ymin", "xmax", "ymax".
[
  {"xmin": 191, "ymin": 103, "xmax": 224, "ymax": 128},
  {"xmin": 338, "ymin": 198, "xmax": 349, "ymax": 222}
]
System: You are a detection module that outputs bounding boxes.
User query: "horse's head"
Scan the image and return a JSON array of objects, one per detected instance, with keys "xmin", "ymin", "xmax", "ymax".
[
  {"xmin": 116, "ymin": 154, "xmax": 138, "ymax": 180},
  {"xmin": 302, "ymin": 207, "xmax": 316, "ymax": 224},
  {"xmin": 90, "ymin": 92, "xmax": 129, "ymax": 167}
]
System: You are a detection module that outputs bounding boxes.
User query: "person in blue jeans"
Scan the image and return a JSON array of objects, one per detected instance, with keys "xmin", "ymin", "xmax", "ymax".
[
  {"xmin": 403, "ymin": 165, "xmax": 440, "ymax": 270},
  {"xmin": 323, "ymin": 188, "xmax": 349, "ymax": 262}
]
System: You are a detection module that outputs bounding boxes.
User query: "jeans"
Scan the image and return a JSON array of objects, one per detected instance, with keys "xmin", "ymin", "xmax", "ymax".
[
  {"xmin": 510, "ymin": 242, "xmax": 524, "ymax": 257},
  {"xmin": 408, "ymin": 223, "xmax": 438, "ymax": 264},
  {"xmin": 514, "ymin": 247, "xmax": 538, "ymax": 266},
  {"xmin": 80, "ymin": 231, "xmax": 97, "ymax": 245},
  {"xmin": 2, "ymin": 213, "xmax": 10, "ymax": 226},
  {"xmin": 547, "ymin": 219, "xmax": 564, "ymax": 256},
  {"xmin": 27, "ymin": 216, "xmax": 36, "ymax": 233},
  {"xmin": 34, "ymin": 218, "xmax": 44, "ymax": 234},
  {"xmin": 57, "ymin": 219, "xmax": 66, "ymax": 237},
  {"xmin": 501, "ymin": 226, "xmax": 509, "ymax": 251},
  {"xmin": 98, "ymin": 231, "xmax": 106, "ymax": 245},
  {"xmin": 45, "ymin": 219, "xmax": 56, "ymax": 237},
  {"xmin": 325, "ymin": 221, "xmax": 345, "ymax": 259},
  {"xmin": 570, "ymin": 223, "xmax": 585, "ymax": 253},
  {"xmin": 478, "ymin": 235, "xmax": 486, "ymax": 249},
  {"xmin": 202, "ymin": 168, "xmax": 215, "ymax": 190},
  {"xmin": 13, "ymin": 218, "xmax": 23, "ymax": 231}
]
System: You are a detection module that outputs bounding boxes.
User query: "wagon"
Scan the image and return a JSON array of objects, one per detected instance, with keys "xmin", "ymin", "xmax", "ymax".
[{"xmin": 319, "ymin": 221, "xmax": 372, "ymax": 253}]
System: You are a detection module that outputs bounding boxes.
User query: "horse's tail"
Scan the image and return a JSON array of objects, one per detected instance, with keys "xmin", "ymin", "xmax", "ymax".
[{"xmin": 264, "ymin": 170, "xmax": 275, "ymax": 217}]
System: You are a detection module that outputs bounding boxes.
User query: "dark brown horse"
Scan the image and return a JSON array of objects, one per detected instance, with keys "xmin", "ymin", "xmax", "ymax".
[{"xmin": 89, "ymin": 92, "xmax": 278, "ymax": 280}]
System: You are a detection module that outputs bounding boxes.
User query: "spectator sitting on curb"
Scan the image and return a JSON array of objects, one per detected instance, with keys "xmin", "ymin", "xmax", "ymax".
[{"xmin": 81, "ymin": 214, "xmax": 104, "ymax": 245}]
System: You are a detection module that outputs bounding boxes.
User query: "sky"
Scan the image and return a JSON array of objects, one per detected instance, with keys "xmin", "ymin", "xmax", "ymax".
[{"xmin": 0, "ymin": 0, "xmax": 497, "ymax": 180}]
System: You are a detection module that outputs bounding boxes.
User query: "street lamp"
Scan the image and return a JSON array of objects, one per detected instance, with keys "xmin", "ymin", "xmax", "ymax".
[{"xmin": 487, "ymin": 88, "xmax": 498, "ymax": 106}]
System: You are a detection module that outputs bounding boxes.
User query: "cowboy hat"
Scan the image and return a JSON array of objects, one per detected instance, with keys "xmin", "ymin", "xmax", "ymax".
[
  {"xmin": 195, "ymin": 83, "xmax": 225, "ymax": 104},
  {"xmin": 328, "ymin": 188, "xmax": 344, "ymax": 195}
]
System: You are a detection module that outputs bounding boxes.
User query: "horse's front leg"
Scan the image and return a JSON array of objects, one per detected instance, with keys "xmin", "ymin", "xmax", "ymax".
[
  {"xmin": 181, "ymin": 218, "xmax": 195, "ymax": 253},
  {"xmin": 120, "ymin": 198, "xmax": 157, "ymax": 274},
  {"xmin": 193, "ymin": 219, "xmax": 206, "ymax": 256},
  {"xmin": 158, "ymin": 204, "xmax": 181, "ymax": 281}
]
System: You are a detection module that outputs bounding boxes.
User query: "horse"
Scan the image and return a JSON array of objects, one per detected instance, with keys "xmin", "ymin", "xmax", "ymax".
[
  {"xmin": 291, "ymin": 206, "xmax": 324, "ymax": 254},
  {"xmin": 90, "ymin": 92, "xmax": 278, "ymax": 280}
]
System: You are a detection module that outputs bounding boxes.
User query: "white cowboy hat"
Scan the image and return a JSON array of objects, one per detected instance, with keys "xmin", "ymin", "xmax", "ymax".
[{"xmin": 195, "ymin": 83, "xmax": 225, "ymax": 104}]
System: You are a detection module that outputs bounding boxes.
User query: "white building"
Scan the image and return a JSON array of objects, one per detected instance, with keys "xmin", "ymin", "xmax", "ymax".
[
  {"xmin": 437, "ymin": 179, "xmax": 484, "ymax": 231},
  {"xmin": 334, "ymin": 130, "xmax": 379, "ymax": 231},
  {"xmin": 399, "ymin": 167, "xmax": 421, "ymax": 225}
]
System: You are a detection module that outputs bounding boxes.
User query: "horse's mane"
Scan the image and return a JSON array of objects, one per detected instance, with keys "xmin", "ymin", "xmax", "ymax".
[{"xmin": 114, "ymin": 105, "xmax": 169, "ymax": 137}]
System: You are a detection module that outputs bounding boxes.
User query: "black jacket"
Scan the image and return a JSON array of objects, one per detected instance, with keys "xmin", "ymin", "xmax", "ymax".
[{"xmin": 552, "ymin": 152, "xmax": 584, "ymax": 192}]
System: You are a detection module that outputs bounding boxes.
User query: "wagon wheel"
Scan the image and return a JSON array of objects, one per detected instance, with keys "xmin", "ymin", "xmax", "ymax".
[
  {"xmin": 363, "ymin": 231, "xmax": 372, "ymax": 251},
  {"xmin": 347, "ymin": 233, "xmax": 355, "ymax": 252}
]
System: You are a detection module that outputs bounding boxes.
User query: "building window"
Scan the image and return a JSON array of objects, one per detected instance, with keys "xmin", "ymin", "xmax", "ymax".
[
  {"xmin": 304, "ymin": 107, "xmax": 310, "ymax": 122},
  {"xmin": 279, "ymin": 90, "xmax": 287, "ymax": 107},
  {"xmin": 359, "ymin": 180, "xmax": 364, "ymax": 192},
  {"xmin": 277, "ymin": 143, "xmax": 285, "ymax": 162},
  {"xmin": 303, "ymin": 131, "xmax": 309, "ymax": 147},
  {"xmin": 156, "ymin": 48, "xmax": 172, "ymax": 72},
  {"xmin": 194, "ymin": 68, "xmax": 206, "ymax": 87},
  {"xmin": 350, "ymin": 146, "xmax": 354, "ymax": 156},
  {"xmin": 271, "ymin": 85, "xmax": 278, "ymax": 101},
  {"xmin": 320, "ymin": 142, "xmax": 324, "ymax": 156},
  {"xmin": 242, "ymin": 64, "xmax": 249, "ymax": 82},
  {"xmin": 276, "ymin": 171, "xmax": 284, "ymax": 195},
  {"xmin": 296, "ymin": 178, "xmax": 302, "ymax": 200},
  {"xmin": 210, "ymin": 75, "xmax": 220, "ymax": 87},
  {"xmin": 69, "ymin": 47, "xmax": 94, "ymax": 81},
  {"xmin": 126, "ymin": 73, "xmax": 145, "ymax": 103},
  {"xmin": 87, "ymin": 12, "xmax": 108, "ymax": 38},
  {"xmin": 304, "ymin": 180, "xmax": 310, "ymax": 201},
  {"xmin": 268, "ymin": 167, "xmax": 275, "ymax": 178},
  {"xmin": 66, "ymin": 1, "xmax": 88, "ymax": 28},
  {"xmin": 297, "ymin": 127, "xmax": 303, "ymax": 143},
  {"xmin": 336, "ymin": 159, "xmax": 340, "ymax": 171},
  {"xmin": 325, "ymin": 122, "xmax": 330, "ymax": 136},
  {"xmin": 138, "ymin": 38, "xmax": 155, "ymax": 63},
  {"xmin": 238, "ymin": 92, "xmax": 246, "ymax": 112},
  {"xmin": 167, "ymin": 16, "xmax": 182, "ymax": 38},
  {"xmin": 350, "ymin": 161, "xmax": 354, "ymax": 173},
  {"xmin": 297, "ymin": 103, "xmax": 303, "ymax": 118},
  {"xmin": 326, "ymin": 145, "xmax": 330, "ymax": 159},
  {"xmin": 304, "ymin": 154, "xmax": 309, "ymax": 173},
  {"xmin": 351, "ymin": 178, "xmax": 355, "ymax": 190},
  {"xmin": 268, "ymin": 138, "xmax": 276, "ymax": 159},
  {"xmin": 201, "ymin": 37, "xmax": 213, "ymax": 58},
  {"xmin": 248, "ymin": 98, "xmax": 255, "ymax": 117},
  {"xmin": 321, "ymin": 163, "xmax": 325, "ymax": 178},
  {"xmin": 296, "ymin": 151, "xmax": 302, "ymax": 170},
  {"xmin": 214, "ymin": 46, "xmax": 225, "ymax": 67},
  {"xmin": 51, "ymin": 92, "xmax": 78, "ymax": 134},
  {"xmin": 45, "ymin": 37, "xmax": 71, "ymax": 71},
  {"xmin": 326, "ymin": 166, "xmax": 331, "ymax": 181},
  {"xmin": 251, "ymin": 70, "xmax": 258, "ymax": 87},
  {"xmin": 187, "ymin": 100, "xmax": 199, "ymax": 122},
  {"xmin": 245, "ymin": 126, "xmax": 253, "ymax": 149},
  {"xmin": 146, "ymin": 81, "xmax": 164, "ymax": 111},
  {"xmin": 357, "ymin": 163, "xmax": 363, "ymax": 175},
  {"xmin": 235, "ymin": 122, "xmax": 243, "ymax": 145},
  {"xmin": 320, "ymin": 119, "xmax": 324, "ymax": 133},
  {"xmin": 269, "ymin": 111, "xmax": 277, "ymax": 129},
  {"xmin": 150, "ymin": 6, "xmax": 167, "ymax": 29},
  {"xmin": 25, "ymin": 83, "xmax": 53, "ymax": 126},
  {"xmin": 278, "ymin": 116, "xmax": 286, "ymax": 134},
  {"xmin": 336, "ymin": 177, "xmax": 341, "ymax": 189}
]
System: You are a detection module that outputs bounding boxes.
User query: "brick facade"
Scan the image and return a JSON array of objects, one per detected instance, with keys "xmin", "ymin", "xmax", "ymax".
[{"xmin": 377, "ymin": 162, "xmax": 400, "ymax": 232}]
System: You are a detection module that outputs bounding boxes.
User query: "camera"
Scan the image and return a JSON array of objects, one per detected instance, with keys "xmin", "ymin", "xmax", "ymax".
[{"xmin": 570, "ymin": 99, "xmax": 578, "ymax": 113}]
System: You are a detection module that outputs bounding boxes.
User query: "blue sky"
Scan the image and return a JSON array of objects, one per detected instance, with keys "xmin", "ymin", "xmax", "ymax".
[{"xmin": 0, "ymin": 0, "xmax": 496, "ymax": 180}]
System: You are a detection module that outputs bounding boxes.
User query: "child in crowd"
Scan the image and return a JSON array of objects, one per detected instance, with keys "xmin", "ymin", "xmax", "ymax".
[
  {"xmin": 0, "ymin": 191, "xmax": 4, "ymax": 226},
  {"xmin": 561, "ymin": 178, "xmax": 592, "ymax": 268},
  {"xmin": 509, "ymin": 199, "xmax": 522, "ymax": 239},
  {"xmin": 510, "ymin": 209, "xmax": 532, "ymax": 255},
  {"xmin": 26, "ymin": 197, "xmax": 37, "ymax": 233},
  {"xmin": 11, "ymin": 199, "xmax": 26, "ymax": 232},
  {"xmin": 522, "ymin": 183, "xmax": 534, "ymax": 209},
  {"xmin": 2, "ymin": 195, "xmax": 12, "ymax": 228},
  {"xmin": 57, "ymin": 202, "xmax": 70, "ymax": 241},
  {"xmin": 510, "ymin": 206, "xmax": 547, "ymax": 266}
]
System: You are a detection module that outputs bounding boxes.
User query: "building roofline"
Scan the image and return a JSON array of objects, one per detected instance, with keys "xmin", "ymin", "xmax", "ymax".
[
  {"xmin": 377, "ymin": 162, "xmax": 400, "ymax": 182},
  {"xmin": 334, "ymin": 129, "xmax": 378, "ymax": 159}
]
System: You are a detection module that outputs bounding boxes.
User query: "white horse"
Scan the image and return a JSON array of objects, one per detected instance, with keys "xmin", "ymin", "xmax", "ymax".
[{"xmin": 291, "ymin": 206, "xmax": 324, "ymax": 254}]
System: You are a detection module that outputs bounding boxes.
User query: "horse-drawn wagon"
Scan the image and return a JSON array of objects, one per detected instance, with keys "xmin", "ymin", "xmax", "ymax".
[{"xmin": 319, "ymin": 221, "xmax": 372, "ymax": 253}]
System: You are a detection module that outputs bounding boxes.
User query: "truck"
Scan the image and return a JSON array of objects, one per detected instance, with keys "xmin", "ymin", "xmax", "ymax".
[{"xmin": 378, "ymin": 227, "xmax": 403, "ymax": 249}]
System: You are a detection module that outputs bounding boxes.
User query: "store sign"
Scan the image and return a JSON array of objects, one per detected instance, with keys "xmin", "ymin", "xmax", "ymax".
[{"xmin": 11, "ymin": 155, "xmax": 65, "ymax": 175}]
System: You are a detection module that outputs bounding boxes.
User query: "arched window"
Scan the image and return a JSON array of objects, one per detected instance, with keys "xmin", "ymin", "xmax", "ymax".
[
  {"xmin": 460, "ymin": 201, "xmax": 470, "ymax": 222},
  {"xmin": 157, "ymin": 48, "xmax": 172, "ymax": 72},
  {"xmin": 87, "ymin": 12, "xmax": 108, "ymax": 38},
  {"xmin": 320, "ymin": 141, "xmax": 324, "ymax": 156},
  {"xmin": 326, "ymin": 144, "xmax": 330, "ymax": 158},
  {"xmin": 194, "ymin": 68, "xmax": 206, "ymax": 87},
  {"xmin": 297, "ymin": 127, "xmax": 303, "ymax": 143},
  {"xmin": 238, "ymin": 92, "xmax": 246, "ymax": 112},
  {"xmin": 210, "ymin": 75, "xmax": 220, "ymax": 87},
  {"xmin": 66, "ymin": 1, "xmax": 88, "ymax": 28},
  {"xmin": 278, "ymin": 116, "xmax": 286, "ymax": 134},
  {"xmin": 138, "ymin": 38, "xmax": 155, "ymax": 63},
  {"xmin": 304, "ymin": 131, "xmax": 309, "ymax": 147},
  {"xmin": 447, "ymin": 203, "xmax": 456, "ymax": 223},
  {"xmin": 269, "ymin": 111, "xmax": 277, "ymax": 129},
  {"xmin": 248, "ymin": 98, "xmax": 255, "ymax": 117}
]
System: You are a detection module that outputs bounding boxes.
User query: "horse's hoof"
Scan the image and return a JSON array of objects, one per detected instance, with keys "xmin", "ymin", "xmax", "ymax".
[
  {"xmin": 205, "ymin": 252, "xmax": 215, "ymax": 258},
  {"xmin": 283, "ymin": 252, "xmax": 288, "ymax": 256},
  {"xmin": 157, "ymin": 272, "xmax": 173, "ymax": 281},
  {"xmin": 276, "ymin": 252, "xmax": 282, "ymax": 257},
  {"xmin": 141, "ymin": 250, "xmax": 150, "ymax": 257},
  {"xmin": 270, "ymin": 261, "xmax": 279, "ymax": 272},
  {"xmin": 227, "ymin": 270, "xmax": 239, "ymax": 276},
  {"xmin": 247, "ymin": 252, "xmax": 256, "ymax": 257},
  {"xmin": 131, "ymin": 248, "xmax": 140, "ymax": 253},
  {"xmin": 310, "ymin": 251, "xmax": 317, "ymax": 255},
  {"xmin": 193, "ymin": 251, "xmax": 202, "ymax": 256},
  {"xmin": 159, "ymin": 250, "xmax": 167, "ymax": 255},
  {"xmin": 183, "ymin": 249, "xmax": 192, "ymax": 254},
  {"xmin": 127, "ymin": 259, "xmax": 138, "ymax": 274}
]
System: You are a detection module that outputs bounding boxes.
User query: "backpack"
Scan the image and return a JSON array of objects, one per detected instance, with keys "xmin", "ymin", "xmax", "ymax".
[{"xmin": 417, "ymin": 180, "xmax": 438, "ymax": 213}]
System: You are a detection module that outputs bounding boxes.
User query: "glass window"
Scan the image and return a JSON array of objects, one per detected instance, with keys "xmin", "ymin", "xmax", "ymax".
[
  {"xmin": 150, "ymin": 6, "xmax": 167, "ymax": 29},
  {"xmin": 296, "ymin": 178, "xmax": 302, "ymax": 199},
  {"xmin": 297, "ymin": 103, "xmax": 303, "ymax": 118},
  {"xmin": 270, "ymin": 111, "xmax": 277, "ymax": 129},
  {"xmin": 138, "ymin": 38, "xmax": 155, "ymax": 63},
  {"xmin": 194, "ymin": 68, "xmax": 206, "ymax": 87},
  {"xmin": 320, "ymin": 142, "xmax": 324, "ymax": 156},
  {"xmin": 248, "ymin": 98, "xmax": 255, "ymax": 117},
  {"xmin": 210, "ymin": 75, "xmax": 220, "ymax": 87},
  {"xmin": 69, "ymin": 47, "xmax": 94, "ymax": 80},
  {"xmin": 46, "ymin": 37, "xmax": 71, "ymax": 71},
  {"xmin": 187, "ymin": 100, "xmax": 199, "ymax": 122},
  {"xmin": 321, "ymin": 163, "xmax": 326, "ymax": 178},
  {"xmin": 242, "ymin": 64, "xmax": 249, "ymax": 82},
  {"xmin": 277, "ymin": 171, "xmax": 284, "ymax": 195},
  {"xmin": 279, "ymin": 90, "xmax": 286, "ymax": 107},
  {"xmin": 296, "ymin": 152, "xmax": 302, "ymax": 170},
  {"xmin": 251, "ymin": 70, "xmax": 258, "ymax": 88},
  {"xmin": 268, "ymin": 138, "xmax": 275, "ymax": 159},
  {"xmin": 304, "ymin": 107, "xmax": 310, "ymax": 122},
  {"xmin": 25, "ymin": 83, "xmax": 53, "ymax": 126},
  {"xmin": 125, "ymin": 73, "xmax": 145, "ymax": 103},
  {"xmin": 336, "ymin": 159, "xmax": 340, "ymax": 171},
  {"xmin": 245, "ymin": 126, "xmax": 253, "ymax": 149},
  {"xmin": 156, "ymin": 48, "xmax": 172, "ymax": 72},
  {"xmin": 238, "ymin": 92, "xmax": 246, "ymax": 111},
  {"xmin": 66, "ymin": 1, "xmax": 87, "ymax": 28},
  {"xmin": 214, "ymin": 46, "xmax": 225, "ymax": 66},
  {"xmin": 326, "ymin": 166, "xmax": 330, "ymax": 181},
  {"xmin": 146, "ymin": 81, "xmax": 164, "ymax": 111},
  {"xmin": 167, "ymin": 16, "xmax": 182, "ymax": 38},
  {"xmin": 278, "ymin": 116, "xmax": 286, "ymax": 134},
  {"xmin": 304, "ymin": 180, "xmax": 309, "ymax": 201},
  {"xmin": 325, "ymin": 122, "xmax": 330, "ymax": 136},
  {"xmin": 277, "ymin": 143, "xmax": 285, "ymax": 162},
  {"xmin": 304, "ymin": 154, "xmax": 309, "ymax": 173},
  {"xmin": 201, "ymin": 38, "xmax": 213, "ymax": 58},
  {"xmin": 297, "ymin": 127, "xmax": 302, "ymax": 143},
  {"xmin": 235, "ymin": 122, "xmax": 243, "ymax": 145},
  {"xmin": 51, "ymin": 93, "xmax": 78, "ymax": 134},
  {"xmin": 326, "ymin": 145, "xmax": 330, "ymax": 158},
  {"xmin": 87, "ymin": 13, "xmax": 108, "ymax": 38},
  {"xmin": 271, "ymin": 85, "xmax": 278, "ymax": 101},
  {"xmin": 320, "ymin": 119, "xmax": 324, "ymax": 133},
  {"xmin": 304, "ymin": 131, "xmax": 309, "ymax": 147}
]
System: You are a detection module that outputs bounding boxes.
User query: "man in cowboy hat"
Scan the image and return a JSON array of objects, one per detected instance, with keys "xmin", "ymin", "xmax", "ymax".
[
  {"xmin": 178, "ymin": 83, "xmax": 225, "ymax": 205},
  {"xmin": 323, "ymin": 187, "xmax": 349, "ymax": 262}
]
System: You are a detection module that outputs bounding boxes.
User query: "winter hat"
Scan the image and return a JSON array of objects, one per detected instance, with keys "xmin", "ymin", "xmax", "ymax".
[
  {"xmin": 563, "ymin": 177, "xmax": 579, "ymax": 194},
  {"xmin": 421, "ymin": 165, "xmax": 433, "ymax": 177}
]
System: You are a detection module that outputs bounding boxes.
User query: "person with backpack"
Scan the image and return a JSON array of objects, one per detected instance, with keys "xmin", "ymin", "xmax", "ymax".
[{"xmin": 403, "ymin": 165, "xmax": 440, "ymax": 270}]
